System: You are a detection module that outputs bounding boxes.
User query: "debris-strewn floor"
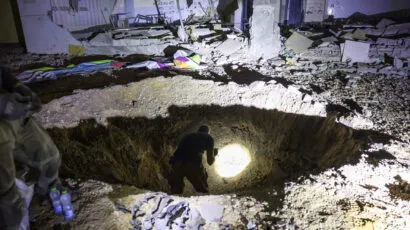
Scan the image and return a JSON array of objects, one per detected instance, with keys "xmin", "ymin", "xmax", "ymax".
[
  {"xmin": 30, "ymin": 154, "xmax": 409, "ymax": 229},
  {"xmin": 2, "ymin": 17, "xmax": 409, "ymax": 229}
]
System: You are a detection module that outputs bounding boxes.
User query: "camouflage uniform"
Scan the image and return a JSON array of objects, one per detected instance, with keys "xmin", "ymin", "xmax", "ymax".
[{"xmin": 0, "ymin": 67, "xmax": 61, "ymax": 230}]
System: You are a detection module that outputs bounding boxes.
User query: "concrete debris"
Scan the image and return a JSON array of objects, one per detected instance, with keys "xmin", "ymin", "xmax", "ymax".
[
  {"xmin": 370, "ymin": 37, "xmax": 410, "ymax": 59},
  {"xmin": 178, "ymin": 26, "xmax": 189, "ymax": 43},
  {"xmin": 300, "ymin": 43, "xmax": 341, "ymax": 62},
  {"xmin": 342, "ymin": 40, "xmax": 372, "ymax": 64},
  {"xmin": 285, "ymin": 32, "xmax": 314, "ymax": 53},
  {"xmin": 201, "ymin": 203, "xmax": 224, "ymax": 222},
  {"xmin": 342, "ymin": 29, "xmax": 368, "ymax": 40},
  {"xmin": 89, "ymin": 33, "xmax": 113, "ymax": 46},
  {"xmin": 383, "ymin": 22, "xmax": 410, "ymax": 37},
  {"xmin": 112, "ymin": 29, "xmax": 172, "ymax": 40},
  {"xmin": 377, "ymin": 19, "xmax": 396, "ymax": 29},
  {"xmin": 249, "ymin": 3, "xmax": 281, "ymax": 59},
  {"xmin": 357, "ymin": 63, "xmax": 379, "ymax": 74},
  {"xmin": 343, "ymin": 24, "xmax": 374, "ymax": 29},
  {"xmin": 215, "ymin": 38, "xmax": 244, "ymax": 56},
  {"xmin": 330, "ymin": 28, "xmax": 343, "ymax": 37},
  {"xmin": 144, "ymin": 30, "xmax": 173, "ymax": 38},
  {"xmin": 281, "ymin": 156, "xmax": 410, "ymax": 229},
  {"xmin": 189, "ymin": 28, "xmax": 216, "ymax": 41},
  {"xmin": 321, "ymin": 36, "xmax": 338, "ymax": 43}
]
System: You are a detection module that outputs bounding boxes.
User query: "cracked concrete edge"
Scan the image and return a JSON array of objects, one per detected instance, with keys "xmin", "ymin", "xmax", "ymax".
[{"xmin": 35, "ymin": 75, "xmax": 330, "ymax": 128}]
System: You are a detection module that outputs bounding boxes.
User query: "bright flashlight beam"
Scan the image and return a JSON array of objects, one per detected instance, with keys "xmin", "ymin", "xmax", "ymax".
[{"xmin": 215, "ymin": 144, "xmax": 251, "ymax": 178}]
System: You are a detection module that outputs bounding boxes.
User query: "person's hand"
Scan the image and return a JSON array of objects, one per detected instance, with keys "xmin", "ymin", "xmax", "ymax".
[
  {"xmin": 14, "ymin": 84, "xmax": 42, "ymax": 112},
  {"xmin": 213, "ymin": 148, "xmax": 218, "ymax": 156}
]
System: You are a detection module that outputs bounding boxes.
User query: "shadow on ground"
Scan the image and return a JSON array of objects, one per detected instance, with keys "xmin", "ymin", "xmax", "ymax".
[{"xmin": 47, "ymin": 105, "xmax": 394, "ymax": 196}]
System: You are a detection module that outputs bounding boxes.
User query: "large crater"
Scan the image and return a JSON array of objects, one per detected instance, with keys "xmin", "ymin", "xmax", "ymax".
[{"xmin": 48, "ymin": 105, "xmax": 384, "ymax": 194}]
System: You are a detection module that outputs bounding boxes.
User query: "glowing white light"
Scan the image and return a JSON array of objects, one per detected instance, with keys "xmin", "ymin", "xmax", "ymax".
[
  {"xmin": 215, "ymin": 144, "xmax": 251, "ymax": 178},
  {"xmin": 328, "ymin": 8, "xmax": 333, "ymax": 15}
]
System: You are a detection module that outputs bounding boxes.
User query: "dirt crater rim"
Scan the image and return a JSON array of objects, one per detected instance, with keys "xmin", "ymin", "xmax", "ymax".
[{"xmin": 48, "ymin": 105, "xmax": 393, "ymax": 194}]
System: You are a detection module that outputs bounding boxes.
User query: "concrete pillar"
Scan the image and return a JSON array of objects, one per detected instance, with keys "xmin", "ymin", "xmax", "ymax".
[
  {"xmin": 233, "ymin": 0, "xmax": 243, "ymax": 29},
  {"xmin": 125, "ymin": 0, "xmax": 135, "ymax": 17},
  {"xmin": 249, "ymin": 0, "xmax": 281, "ymax": 59}
]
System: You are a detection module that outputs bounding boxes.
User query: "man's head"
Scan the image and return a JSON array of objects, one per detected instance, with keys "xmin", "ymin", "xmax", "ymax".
[{"xmin": 198, "ymin": 125, "xmax": 210, "ymax": 134}]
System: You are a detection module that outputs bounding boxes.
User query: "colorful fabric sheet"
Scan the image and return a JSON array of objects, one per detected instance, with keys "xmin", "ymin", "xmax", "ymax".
[{"xmin": 16, "ymin": 60, "xmax": 121, "ymax": 83}]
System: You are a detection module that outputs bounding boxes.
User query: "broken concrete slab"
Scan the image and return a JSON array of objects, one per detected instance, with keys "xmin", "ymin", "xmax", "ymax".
[
  {"xmin": 352, "ymin": 29, "xmax": 367, "ymax": 40},
  {"xmin": 190, "ymin": 28, "xmax": 216, "ymax": 41},
  {"xmin": 330, "ymin": 28, "xmax": 343, "ymax": 37},
  {"xmin": 365, "ymin": 19, "xmax": 396, "ymax": 37},
  {"xmin": 215, "ymin": 38, "xmax": 244, "ymax": 56},
  {"xmin": 342, "ymin": 29, "xmax": 367, "ymax": 41},
  {"xmin": 383, "ymin": 23, "xmax": 410, "ymax": 37},
  {"xmin": 249, "ymin": 2, "xmax": 281, "ymax": 59},
  {"xmin": 89, "ymin": 33, "xmax": 113, "ymax": 46},
  {"xmin": 200, "ymin": 203, "xmax": 224, "ymax": 223},
  {"xmin": 321, "ymin": 36, "xmax": 338, "ymax": 43},
  {"xmin": 377, "ymin": 19, "xmax": 396, "ymax": 29},
  {"xmin": 342, "ymin": 40, "xmax": 372, "ymax": 64},
  {"xmin": 364, "ymin": 27, "xmax": 386, "ymax": 37},
  {"xmin": 357, "ymin": 63, "xmax": 379, "ymax": 74},
  {"xmin": 19, "ymin": 15, "xmax": 81, "ymax": 54},
  {"xmin": 85, "ymin": 38, "xmax": 179, "ymax": 56},
  {"xmin": 285, "ymin": 32, "xmax": 314, "ymax": 53},
  {"xmin": 112, "ymin": 29, "xmax": 172, "ymax": 40},
  {"xmin": 301, "ymin": 43, "xmax": 341, "ymax": 62}
]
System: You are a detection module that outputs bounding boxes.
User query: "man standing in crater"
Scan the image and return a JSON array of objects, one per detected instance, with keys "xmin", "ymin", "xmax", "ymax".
[{"xmin": 169, "ymin": 125, "xmax": 218, "ymax": 194}]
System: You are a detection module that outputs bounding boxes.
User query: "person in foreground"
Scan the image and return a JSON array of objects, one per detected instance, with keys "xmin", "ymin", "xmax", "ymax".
[
  {"xmin": 0, "ymin": 66, "xmax": 62, "ymax": 230},
  {"xmin": 168, "ymin": 125, "xmax": 218, "ymax": 194}
]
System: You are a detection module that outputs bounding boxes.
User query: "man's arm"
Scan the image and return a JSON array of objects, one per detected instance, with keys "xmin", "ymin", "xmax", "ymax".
[{"xmin": 206, "ymin": 136, "xmax": 215, "ymax": 165}]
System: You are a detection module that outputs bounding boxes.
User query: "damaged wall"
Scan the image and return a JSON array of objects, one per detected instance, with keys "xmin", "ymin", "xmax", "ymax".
[
  {"xmin": 328, "ymin": 0, "xmax": 410, "ymax": 19},
  {"xmin": 17, "ymin": 0, "xmax": 81, "ymax": 54},
  {"xmin": 113, "ymin": 0, "xmax": 219, "ymax": 23},
  {"xmin": 50, "ymin": 0, "xmax": 114, "ymax": 32}
]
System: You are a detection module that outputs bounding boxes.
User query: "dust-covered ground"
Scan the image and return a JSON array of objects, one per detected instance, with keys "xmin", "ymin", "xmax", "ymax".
[{"xmin": 1, "ymin": 44, "xmax": 409, "ymax": 229}]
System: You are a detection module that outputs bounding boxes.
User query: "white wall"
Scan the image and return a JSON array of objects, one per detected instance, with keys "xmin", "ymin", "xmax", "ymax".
[
  {"xmin": 328, "ymin": 0, "xmax": 410, "ymax": 18},
  {"xmin": 130, "ymin": 0, "xmax": 218, "ymax": 23},
  {"xmin": 17, "ymin": 0, "xmax": 81, "ymax": 54}
]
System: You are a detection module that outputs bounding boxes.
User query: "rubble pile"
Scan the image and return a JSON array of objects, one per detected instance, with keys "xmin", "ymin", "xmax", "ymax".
[
  {"xmin": 193, "ymin": 17, "xmax": 410, "ymax": 142},
  {"xmin": 279, "ymin": 155, "xmax": 410, "ymax": 229},
  {"xmin": 1, "ymin": 6, "xmax": 409, "ymax": 230}
]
